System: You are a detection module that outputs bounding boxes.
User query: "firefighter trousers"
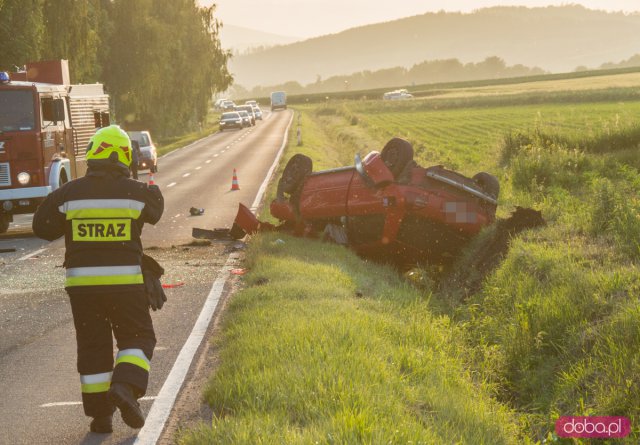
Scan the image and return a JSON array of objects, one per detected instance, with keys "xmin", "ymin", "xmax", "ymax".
[{"xmin": 68, "ymin": 289, "xmax": 156, "ymax": 418}]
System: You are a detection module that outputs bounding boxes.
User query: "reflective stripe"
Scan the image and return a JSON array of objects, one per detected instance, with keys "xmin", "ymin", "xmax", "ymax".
[
  {"xmin": 58, "ymin": 199, "xmax": 145, "ymax": 220},
  {"xmin": 65, "ymin": 265, "xmax": 143, "ymax": 287},
  {"xmin": 116, "ymin": 349, "xmax": 150, "ymax": 372},
  {"xmin": 67, "ymin": 265, "xmax": 142, "ymax": 277},
  {"xmin": 80, "ymin": 372, "xmax": 112, "ymax": 394}
]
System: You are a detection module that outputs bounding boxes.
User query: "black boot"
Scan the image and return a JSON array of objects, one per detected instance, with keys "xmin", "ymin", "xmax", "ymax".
[
  {"xmin": 107, "ymin": 382, "xmax": 145, "ymax": 429},
  {"xmin": 89, "ymin": 414, "xmax": 113, "ymax": 433}
]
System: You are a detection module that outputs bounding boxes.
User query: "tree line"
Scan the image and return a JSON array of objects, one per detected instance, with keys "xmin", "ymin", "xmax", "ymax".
[
  {"xmin": 0, "ymin": 0, "xmax": 232, "ymax": 138},
  {"xmin": 235, "ymin": 56, "xmax": 545, "ymax": 98}
]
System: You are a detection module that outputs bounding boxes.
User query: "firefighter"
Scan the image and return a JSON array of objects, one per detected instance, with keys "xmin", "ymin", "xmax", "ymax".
[{"xmin": 32, "ymin": 125, "xmax": 165, "ymax": 433}]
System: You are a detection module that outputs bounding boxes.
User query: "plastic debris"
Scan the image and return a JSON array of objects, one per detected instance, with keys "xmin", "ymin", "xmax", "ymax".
[
  {"xmin": 230, "ymin": 268, "xmax": 246, "ymax": 275},
  {"xmin": 162, "ymin": 281, "xmax": 185, "ymax": 289},
  {"xmin": 272, "ymin": 239, "xmax": 286, "ymax": 245}
]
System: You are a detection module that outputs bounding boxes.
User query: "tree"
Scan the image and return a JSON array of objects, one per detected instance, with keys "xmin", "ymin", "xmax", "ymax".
[
  {"xmin": 104, "ymin": 0, "xmax": 231, "ymax": 137},
  {"xmin": 41, "ymin": 0, "xmax": 105, "ymax": 82},
  {"xmin": 0, "ymin": 0, "xmax": 44, "ymax": 71}
]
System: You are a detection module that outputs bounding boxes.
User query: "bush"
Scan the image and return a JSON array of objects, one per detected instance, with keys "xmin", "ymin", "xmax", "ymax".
[
  {"xmin": 590, "ymin": 178, "xmax": 640, "ymax": 259},
  {"xmin": 510, "ymin": 143, "xmax": 589, "ymax": 192}
]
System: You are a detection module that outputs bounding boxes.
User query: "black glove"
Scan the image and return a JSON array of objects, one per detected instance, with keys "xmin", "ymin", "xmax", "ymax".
[{"xmin": 141, "ymin": 254, "xmax": 167, "ymax": 311}]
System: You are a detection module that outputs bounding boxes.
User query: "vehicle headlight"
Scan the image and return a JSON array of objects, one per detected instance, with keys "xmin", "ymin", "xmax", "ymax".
[{"xmin": 17, "ymin": 172, "xmax": 31, "ymax": 185}]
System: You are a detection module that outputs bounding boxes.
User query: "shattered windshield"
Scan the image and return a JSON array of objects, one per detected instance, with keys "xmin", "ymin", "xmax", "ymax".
[{"xmin": 0, "ymin": 90, "xmax": 35, "ymax": 132}]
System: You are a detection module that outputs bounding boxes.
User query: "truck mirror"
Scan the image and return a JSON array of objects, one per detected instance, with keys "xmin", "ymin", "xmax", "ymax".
[{"xmin": 53, "ymin": 99, "xmax": 65, "ymax": 123}]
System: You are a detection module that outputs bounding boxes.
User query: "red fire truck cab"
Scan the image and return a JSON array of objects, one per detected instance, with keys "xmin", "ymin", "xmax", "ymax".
[{"xmin": 0, "ymin": 60, "xmax": 109, "ymax": 233}]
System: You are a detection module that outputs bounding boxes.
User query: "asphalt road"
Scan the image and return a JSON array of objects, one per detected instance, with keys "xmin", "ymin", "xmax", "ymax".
[{"xmin": 0, "ymin": 109, "xmax": 293, "ymax": 444}]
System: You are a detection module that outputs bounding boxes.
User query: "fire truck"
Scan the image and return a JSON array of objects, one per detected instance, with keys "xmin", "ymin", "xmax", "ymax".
[{"xmin": 0, "ymin": 60, "xmax": 109, "ymax": 233}]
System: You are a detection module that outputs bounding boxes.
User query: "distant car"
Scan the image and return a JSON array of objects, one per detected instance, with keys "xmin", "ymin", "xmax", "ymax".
[
  {"xmin": 245, "ymin": 100, "xmax": 258, "ymax": 107},
  {"xmin": 252, "ymin": 106, "xmax": 263, "ymax": 120},
  {"xmin": 235, "ymin": 105, "xmax": 256, "ymax": 125},
  {"xmin": 219, "ymin": 112, "xmax": 243, "ymax": 131},
  {"xmin": 383, "ymin": 90, "xmax": 413, "ymax": 100},
  {"xmin": 237, "ymin": 110, "xmax": 252, "ymax": 127},
  {"xmin": 222, "ymin": 100, "xmax": 236, "ymax": 110},
  {"xmin": 127, "ymin": 130, "xmax": 158, "ymax": 173},
  {"xmin": 214, "ymin": 98, "xmax": 228, "ymax": 110}
]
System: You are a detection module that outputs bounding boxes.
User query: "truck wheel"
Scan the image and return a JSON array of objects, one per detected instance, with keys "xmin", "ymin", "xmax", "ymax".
[
  {"xmin": 0, "ymin": 215, "xmax": 10, "ymax": 234},
  {"xmin": 59, "ymin": 170, "xmax": 68, "ymax": 188},
  {"xmin": 381, "ymin": 138, "xmax": 414, "ymax": 179},
  {"xmin": 473, "ymin": 172, "xmax": 500, "ymax": 199},
  {"xmin": 277, "ymin": 154, "xmax": 312, "ymax": 200}
]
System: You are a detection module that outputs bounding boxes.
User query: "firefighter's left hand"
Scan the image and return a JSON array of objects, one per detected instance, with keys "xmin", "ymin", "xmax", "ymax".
[{"xmin": 144, "ymin": 271, "xmax": 167, "ymax": 311}]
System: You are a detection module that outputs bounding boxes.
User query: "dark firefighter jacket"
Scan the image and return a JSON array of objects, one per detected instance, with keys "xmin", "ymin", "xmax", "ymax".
[{"xmin": 32, "ymin": 163, "xmax": 164, "ymax": 293}]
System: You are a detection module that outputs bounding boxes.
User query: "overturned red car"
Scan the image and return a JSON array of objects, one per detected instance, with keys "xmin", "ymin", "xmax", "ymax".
[{"xmin": 237, "ymin": 138, "xmax": 500, "ymax": 263}]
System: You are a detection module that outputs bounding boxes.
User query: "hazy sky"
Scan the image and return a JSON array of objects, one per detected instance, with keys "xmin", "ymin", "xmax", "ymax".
[{"xmin": 198, "ymin": 1, "xmax": 640, "ymax": 38}]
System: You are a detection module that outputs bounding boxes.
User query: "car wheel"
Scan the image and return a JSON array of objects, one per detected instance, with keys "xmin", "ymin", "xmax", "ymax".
[
  {"xmin": 380, "ymin": 137, "xmax": 414, "ymax": 178},
  {"xmin": 473, "ymin": 172, "xmax": 500, "ymax": 199},
  {"xmin": 277, "ymin": 154, "xmax": 313, "ymax": 200},
  {"xmin": 151, "ymin": 163, "xmax": 158, "ymax": 173}
]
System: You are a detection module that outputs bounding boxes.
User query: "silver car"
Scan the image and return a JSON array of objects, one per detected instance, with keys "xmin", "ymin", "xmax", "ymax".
[
  {"xmin": 127, "ymin": 130, "xmax": 158, "ymax": 173},
  {"xmin": 237, "ymin": 110, "xmax": 251, "ymax": 128},
  {"xmin": 252, "ymin": 106, "xmax": 263, "ymax": 120}
]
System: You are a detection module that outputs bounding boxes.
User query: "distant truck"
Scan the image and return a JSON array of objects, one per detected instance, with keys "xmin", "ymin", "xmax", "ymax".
[
  {"xmin": 270, "ymin": 91, "xmax": 287, "ymax": 111},
  {"xmin": 0, "ymin": 60, "xmax": 109, "ymax": 233}
]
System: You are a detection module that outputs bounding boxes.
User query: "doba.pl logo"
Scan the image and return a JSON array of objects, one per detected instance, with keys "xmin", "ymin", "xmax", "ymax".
[{"xmin": 556, "ymin": 416, "xmax": 631, "ymax": 438}]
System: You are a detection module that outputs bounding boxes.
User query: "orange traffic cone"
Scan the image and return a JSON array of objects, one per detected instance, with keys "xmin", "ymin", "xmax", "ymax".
[
  {"xmin": 148, "ymin": 173, "xmax": 155, "ymax": 186},
  {"xmin": 231, "ymin": 169, "xmax": 240, "ymax": 191}
]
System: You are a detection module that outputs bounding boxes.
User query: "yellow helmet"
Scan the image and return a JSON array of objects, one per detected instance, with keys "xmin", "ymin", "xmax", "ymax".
[{"xmin": 86, "ymin": 125, "xmax": 133, "ymax": 167}]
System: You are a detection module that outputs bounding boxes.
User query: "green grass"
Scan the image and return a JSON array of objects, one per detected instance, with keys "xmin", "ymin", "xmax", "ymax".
[
  {"xmin": 244, "ymin": 66, "xmax": 640, "ymax": 106},
  {"xmin": 179, "ymin": 234, "xmax": 522, "ymax": 445},
  {"xmin": 181, "ymin": 78, "xmax": 640, "ymax": 443}
]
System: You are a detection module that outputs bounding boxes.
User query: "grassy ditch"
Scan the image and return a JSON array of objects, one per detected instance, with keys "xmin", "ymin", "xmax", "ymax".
[
  {"xmin": 181, "ymin": 85, "xmax": 640, "ymax": 443},
  {"xmin": 179, "ymin": 234, "xmax": 522, "ymax": 444}
]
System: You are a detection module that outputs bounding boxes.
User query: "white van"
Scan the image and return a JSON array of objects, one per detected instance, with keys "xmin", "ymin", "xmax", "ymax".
[{"xmin": 270, "ymin": 91, "xmax": 287, "ymax": 111}]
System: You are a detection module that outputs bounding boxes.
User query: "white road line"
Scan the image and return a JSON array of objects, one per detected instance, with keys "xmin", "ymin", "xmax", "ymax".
[
  {"xmin": 205, "ymin": 160, "xmax": 212, "ymax": 164},
  {"xmin": 167, "ymin": 182, "xmax": 177, "ymax": 188},
  {"xmin": 213, "ymin": 154, "xmax": 219, "ymax": 157},
  {"xmin": 19, "ymin": 248, "xmax": 47, "ymax": 261},
  {"xmin": 41, "ymin": 396, "xmax": 156, "ymax": 408},
  {"xmin": 221, "ymin": 150, "xmax": 226, "ymax": 153},
  {"xmin": 182, "ymin": 173, "xmax": 191, "ymax": 178},
  {"xmin": 251, "ymin": 111, "xmax": 294, "ymax": 213},
  {"xmin": 134, "ymin": 254, "xmax": 238, "ymax": 445},
  {"xmin": 133, "ymin": 111, "xmax": 292, "ymax": 444},
  {"xmin": 195, "ymin": 166, "xmax": 202, "ymax": 170}
]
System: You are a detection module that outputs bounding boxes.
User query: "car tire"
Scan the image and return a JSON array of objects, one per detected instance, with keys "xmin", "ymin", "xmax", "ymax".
[
  {"xmin": 380, "ymin": 138, "xmax": 414, "ymax": 178},
  {"xmin": 473, "ymin": 172, "xmax": 500, "ymax": 199},
  {"xmin": 277, "ymin": 154, "xmax": 313, "ymax": 200},
  {"xmin": 151, "ymin": 164, "xmax": 158, "ymax": 174}
]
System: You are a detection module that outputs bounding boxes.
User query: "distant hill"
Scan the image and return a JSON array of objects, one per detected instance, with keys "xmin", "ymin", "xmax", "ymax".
[
  {"xmin": 219, "ymin": 24, "xmax": 299, "ymax": 54},
  {"xmin": 229, "ymin": 5, "xmax": 640, "ymax": 88}
]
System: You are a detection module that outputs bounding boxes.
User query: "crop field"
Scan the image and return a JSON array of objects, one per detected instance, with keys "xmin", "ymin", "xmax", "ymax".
[{"xmin": 183, "ymin": 78, "xmax": 640, "ymax": 444}]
